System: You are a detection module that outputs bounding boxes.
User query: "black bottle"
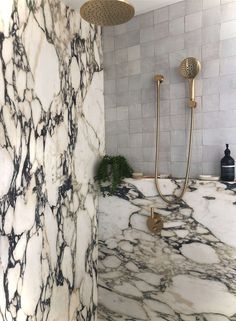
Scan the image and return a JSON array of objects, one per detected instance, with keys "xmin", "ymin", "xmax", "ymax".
[{"xmin": 221, "ymin": 144, "xmax": 235, "ymax": 181}]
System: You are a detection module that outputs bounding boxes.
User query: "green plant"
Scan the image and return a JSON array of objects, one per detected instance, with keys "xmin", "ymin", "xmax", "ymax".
[{"xmin": 95, "ymin": 155, "xmax": 133, "ymax": 194}]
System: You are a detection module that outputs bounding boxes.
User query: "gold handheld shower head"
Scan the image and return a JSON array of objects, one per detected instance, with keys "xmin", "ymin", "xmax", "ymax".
[
  {"xmin": 80, "ymin": 0, "xmax": 135, "ymax": 26},
  {"xmin": 180, "ymin": 57, "xmax": 201, "ymax": 108},
  {"xmin": 180, "ymin": 57, "xmax": 201, "ymax": 79}
]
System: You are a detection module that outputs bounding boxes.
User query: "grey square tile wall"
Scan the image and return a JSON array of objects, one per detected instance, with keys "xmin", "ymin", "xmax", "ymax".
[{"xmin": 103, "ymin": 0, "xmax": 236, "ymax": 177}]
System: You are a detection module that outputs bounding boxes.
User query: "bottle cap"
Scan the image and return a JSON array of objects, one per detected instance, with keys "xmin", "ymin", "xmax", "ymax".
[{"xmin": 225, "ymin": 144, "xmax": 230, "ymax": 156}]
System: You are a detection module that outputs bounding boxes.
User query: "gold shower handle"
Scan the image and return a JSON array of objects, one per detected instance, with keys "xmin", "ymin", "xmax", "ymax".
[
  {"xmin": 147, "ymin": 207, "xmax": 163, "ymax": 234},
  {"xmin": 188, "ymin": 78, "xmax": 197, "ymax": 108}
]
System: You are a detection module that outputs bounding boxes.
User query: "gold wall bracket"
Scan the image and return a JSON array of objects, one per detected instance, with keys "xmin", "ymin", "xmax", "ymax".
[
  {"xmin": 154, "ymin": 74, "xmax": 164, "ymax": 84},
  {"xmin": 188, "ymin": 100, "xmax": 197, "ymax": 108},
  {"xmin": 147, "ymin": 208, "xmax": 163, "ymax": 234}
]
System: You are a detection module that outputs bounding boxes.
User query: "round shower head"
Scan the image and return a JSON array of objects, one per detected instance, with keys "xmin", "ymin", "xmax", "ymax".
[
  {"xmin": 180, "ymin": 57, "xmax": 201, "ymax": 79},
  {"xmin": 80, "ymin": 0, "xmax": 135, "ymax": 26}
]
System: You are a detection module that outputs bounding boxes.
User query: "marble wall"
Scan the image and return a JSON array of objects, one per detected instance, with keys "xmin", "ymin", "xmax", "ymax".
[
  {"xmin": 0, "ymin": 1, "xmax": 104, "ymax": 321},
  {"xmin": 98, "ymin": 178, "xmax": 236, "ymax": 321}
]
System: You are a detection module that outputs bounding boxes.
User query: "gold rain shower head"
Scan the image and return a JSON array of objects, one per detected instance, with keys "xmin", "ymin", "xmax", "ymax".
[{"xmin": 80, "ymin": 0, "xmax": 135, "ymax": 26}]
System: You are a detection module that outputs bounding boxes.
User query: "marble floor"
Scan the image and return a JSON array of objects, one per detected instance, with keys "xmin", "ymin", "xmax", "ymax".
[{"xmin": 98, "ymin": 178, "xmax": 236, "ymax": 321}]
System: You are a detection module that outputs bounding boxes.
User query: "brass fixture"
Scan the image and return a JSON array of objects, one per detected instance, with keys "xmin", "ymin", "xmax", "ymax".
[
  {"xmin": 153, "ymin": 57, "xmax": 201, "ymax": 204},
  {"xmin": 147, "ymin": 208, "xmax": 163, "ymax": 234},
  {"xmin": 154, "ymin": 74, "xmax": 164, "ymax": 83},
  {"xmin": 80, "ymin": 0, "xmax": 135, "ymax": 26},
  {"xmin": 180, "ymin": 57, "xmax": 201, "ymax": 108}
]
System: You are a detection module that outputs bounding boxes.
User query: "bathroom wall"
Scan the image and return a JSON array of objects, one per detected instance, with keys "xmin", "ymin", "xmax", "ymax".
[
  {"xmin": 0, "ymin": 1, "xmax": 104, "ymax": 321},
  {"xmin": 103, "ymin": 0, "xmax": 236, "ymax": 177},
  {"xmin": 98, "ymin": 178, "xmax": 236, "ymax": 321}
]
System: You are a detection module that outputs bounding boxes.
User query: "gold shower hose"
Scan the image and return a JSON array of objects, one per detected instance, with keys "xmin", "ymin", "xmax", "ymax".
[{"xmin": 154, "ymin": 77, "xmax": 194, "ymax": 204}]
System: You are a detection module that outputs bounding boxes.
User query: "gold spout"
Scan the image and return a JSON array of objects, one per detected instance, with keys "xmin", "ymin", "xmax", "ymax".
[{"xmin": 151, "ymin": 207, "xmax": 155, "ymax": 218}]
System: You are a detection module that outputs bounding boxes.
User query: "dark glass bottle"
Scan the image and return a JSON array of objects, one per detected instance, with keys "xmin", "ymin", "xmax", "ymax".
[{"xmin": 221, "ymin": 144, "xmax": 235, "ymax": 181}]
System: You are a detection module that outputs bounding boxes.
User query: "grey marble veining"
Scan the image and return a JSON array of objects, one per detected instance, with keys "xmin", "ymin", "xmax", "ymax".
[
  {"xmin": 98, "ymin": 178, "xmax": 236, "ymax": 321},
  {"xmin": 0, "ymin": 1, "xmax": 104, "ymax": 321}
]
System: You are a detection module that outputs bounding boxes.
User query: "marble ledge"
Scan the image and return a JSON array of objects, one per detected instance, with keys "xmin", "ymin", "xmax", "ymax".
[{"xmin": 98, "ymin": 178, "xmax": 236, "ymax": 321}]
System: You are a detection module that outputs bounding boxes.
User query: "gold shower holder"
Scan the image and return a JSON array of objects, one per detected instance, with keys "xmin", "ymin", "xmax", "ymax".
[
  {"xmin": 188, "ymin": 100, "xmax": 197, "ymax": 108},
  {"xmin": 154, "ymin": 74, "xmax": 164, "ymax": 83}
]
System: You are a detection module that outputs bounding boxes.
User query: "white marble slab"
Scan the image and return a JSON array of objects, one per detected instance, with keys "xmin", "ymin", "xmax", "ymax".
[
  {"xmin": 98, "ymin": 179, "xmax": 236, "ymax": 321},
  {"xmin": 0, "ymin": 1, "xmax": 104, "ymax": 320}
]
